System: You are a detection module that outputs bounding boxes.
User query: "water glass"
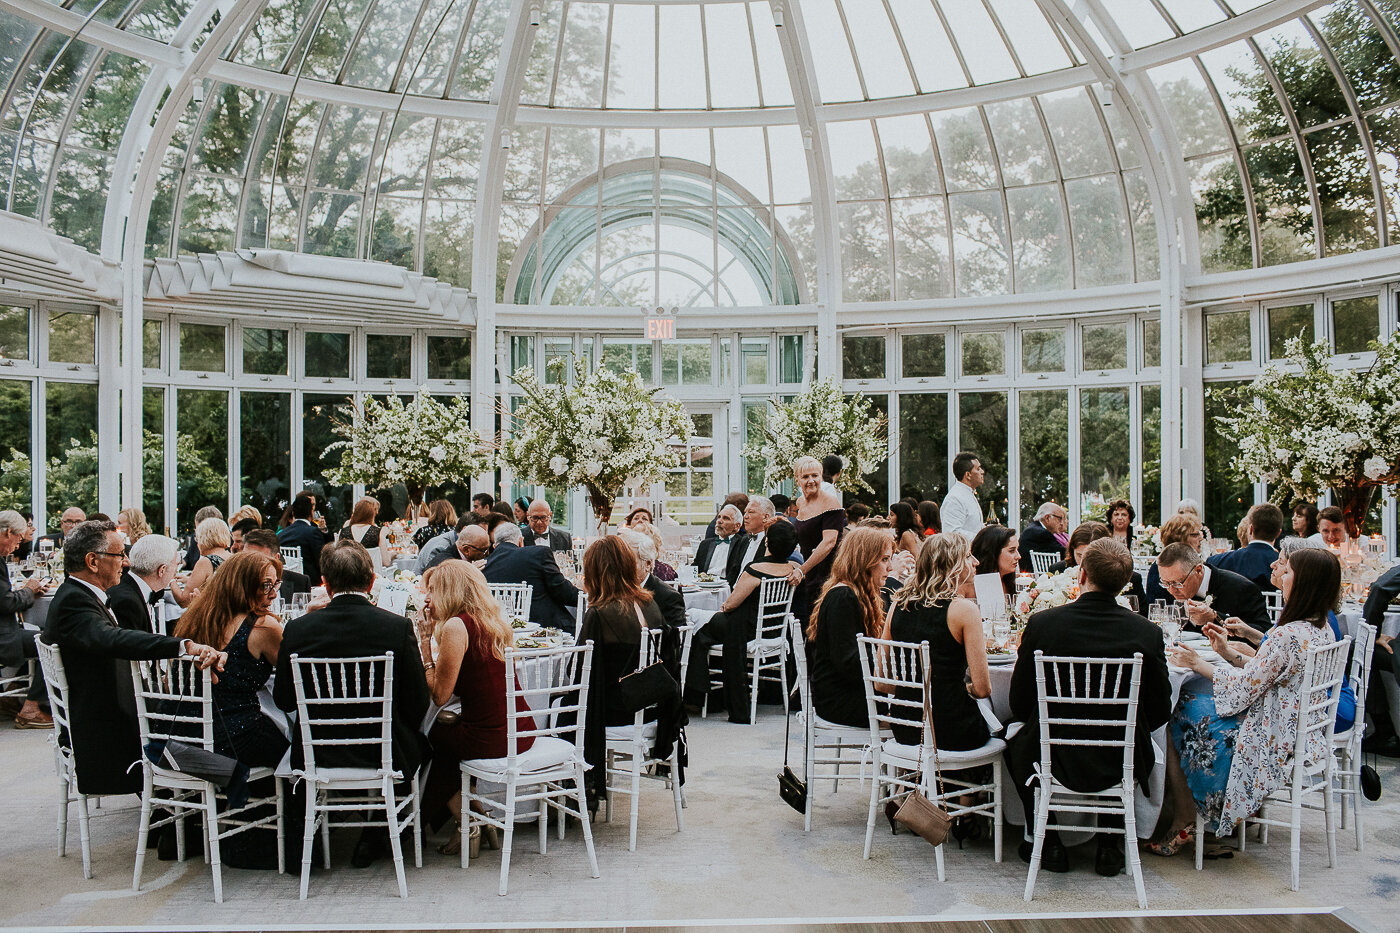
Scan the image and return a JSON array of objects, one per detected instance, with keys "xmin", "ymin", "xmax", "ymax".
[
  {"xmin": 1161, "ymin": 617, "xmax": 1181, "ymax": 648},
  {"xmin": 992, "ymin": 619, "xmax": 1012, "ymax": 650},
  {"xmin": 1125, "ymin": 595, "xmax": 1139, "ymax": 613},
  {"xmin": 270, "ymin": 597, "xmax": 286, "ymax": 619},
  {"xmin": 291, "ymin": 592, "xmax": 311, "ymax": 617}
]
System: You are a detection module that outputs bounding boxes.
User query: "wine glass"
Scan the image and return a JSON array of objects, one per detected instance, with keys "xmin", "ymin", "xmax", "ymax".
[
  {"xmin": 1160, "ymin": 614, "xmax": 1181, "ymax": 648},
  {"xmin": 291, "ymin": 592, "xmax": 311, "ymax": 617},
  {"xmin": 991, "ymin": 618, "xmax": 1012, "ymax": 651},
  {"xmin": 1125, "ymin": 594, "xmax": 1139, "ymax": 613}
]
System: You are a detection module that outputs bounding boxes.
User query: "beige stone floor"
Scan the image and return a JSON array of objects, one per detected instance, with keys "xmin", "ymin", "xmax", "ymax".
[{"xmin": 0, "ymin": 708, "xmax": 1391, "ymax": 931}]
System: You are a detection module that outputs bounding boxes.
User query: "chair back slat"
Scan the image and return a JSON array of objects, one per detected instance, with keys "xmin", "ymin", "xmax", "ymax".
[
  {"xmin": 757, "ymin": 578, "xmax": 794, "ymax": 641},
  {"xmin": 856, "ymin": 635, "xmax": 931, "ymax": 745},
  {"xmin": 1031, "ymin": 651, "xmax": 1143, "ymax": 781},
  {"xmin": 1346, "ymin": 622, "xmax": 1376, "ymax": 732},
  {"xmin": 288, "ymin": 653, "xmax": 396, "ymax": 776},
  {"xmin": 504, "ymin": 642, "xmax": 594, "ymax": 755},
  {"xmin": 1265, "ymin": 591, "xmax": 1284, "ymax": 625},
  {"xmin": 131, "ymin": 657, "xmax": 216, "ymax": 750},
  {"xmin": 490, "ymin": 583, "xmax": 534, "ymax": 620},
  {"xmin": 1030, "ymin": 551, "xmax": 1059, "ymax": 575},
  {"xmin": 1296, "ymin": 638, "xmax": 1350, "ymax": 767},
  {"xmin": 35, "ymin": 640, "xmax": 72, "ymax": 747}
]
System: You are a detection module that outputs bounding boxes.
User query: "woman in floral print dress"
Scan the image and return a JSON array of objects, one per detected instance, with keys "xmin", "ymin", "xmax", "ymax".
[{"xmin": 1167, "ymin": 548, "xmax": 1341, "ymax": 835}]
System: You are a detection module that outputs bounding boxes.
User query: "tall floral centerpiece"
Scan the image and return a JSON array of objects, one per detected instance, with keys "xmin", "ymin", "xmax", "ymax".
[
  {"xmin": 322, "ymin": 389, "xmax": 495, "ymax": 513},
  {"xmin": 503, "ymin": 358, "xmax": 694, "ymax": 530},
  {"xmin": 1218, "ymin": 335, "xmax": 1400, "ymax": 537},
  {"xmin": 742, "ymin": 378, "xmax": 889, "ymax": 494}
]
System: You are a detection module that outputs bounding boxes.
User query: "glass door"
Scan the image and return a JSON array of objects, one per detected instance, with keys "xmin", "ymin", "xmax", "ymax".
[{"xmin": 663, "ymin": 404, "xmax": 726, "ymax": 529}]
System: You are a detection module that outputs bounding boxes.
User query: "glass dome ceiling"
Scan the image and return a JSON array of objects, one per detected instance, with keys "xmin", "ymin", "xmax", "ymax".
[{"xmin": 3, "ymin": 0, "xmax": 1400, "ymax": 306}]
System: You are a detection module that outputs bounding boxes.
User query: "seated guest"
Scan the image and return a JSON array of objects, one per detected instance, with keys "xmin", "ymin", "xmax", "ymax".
[
  {"xmin": 1006, "ymin": 539, "xmax": 1171, "ymax": 876},
  {"xmin": 1142, "ymin": 513, "xmax": 1204, "ymax": 604},
  {"xmin": 482, "ymin": 523, "xmax": 579, "ymax": 632},
  {"xmin": 807, "ymin": 527, "xmax": 894, "ymax": 729},
  {"xmin": 693, "ymin": 504, "xmax": 743, "ymax": 577},
  {"xmin": 243, "ymin": 529, "xmax": 311, "ymax": 603},
  {"xmin": 970, "ymin": 524, "xmax": 1020, "ymax": 597},
  {"xmin": 1018, "ymin": 502, "xmax": 1067, "ymax": 570},
  {"xmin": 172, "ymin": 551, "xmax": 288, "ymax": 768},
  {"xmin": 1050, "ymin": 522, "xmax": 1149, "ymax": 615},
  {"xmin": 412, "ymin": 498, "xmax": 456, "ymax": 551},
  {"xmin": 1310, "ymin": 505, "xmax": 1348, "ymax": 548},
  {"xmin": 726, "ymin": 495, "xmax": 800, "ymax": 586},
  {"xmin": 423, "ymin": 524, "xmax": 491, "ymax": 570},
  {"xmin": 1175, "ymin": 498, "xmax": 1212, "ymax": 541},
  {"xmin": 229, "ymin": 504, "xmax": 262, "ymax": 529},
  {"xmin": 470, "ymin": 492, "xmax": 495, "ymax": 520},
  {"xmin": 0, "ymin": 509, "xmax": 53, "ymax": 727},
  {"xmin": 617, "ymin": 530, "xmax": 687, "ymax": 631},
  {"xmin": 522, "ymin": 499, "xmax": 572, "ymax": 551},
  {"xmin": 770, "ymin": 493, "xmax": 794, "ymax": 522},
  {"xmin": 1291, "ymin": 502, "xmax": 1319, "ymax": 539},
  {"xmin": 14, "ymin": 511, "xmax": 34, "ymax": 562},
  {"xmin": 889, "ymin": 502, "xmax": 921, "ymax": 559},
  {"xmin": 117, "ymin": 508, "xmax": 151, "ymax": 547},
  {"xmin": 577, "ymin": 536, "xmax": 684, "ymax": 806},
  {"xmin": 37, "ymin": 506, "xmax": 86, "ymax": 553},
  {"xmin": 171, "ymin": 517, "xmax": 232, "ymax": 608},
  {"xmin": 339, "ymin": 496, "xmax": 384, "ymax": 564},
  {"xmin": 683, "ymin": 520, "xmax": 801, "ymax": 723},
  {"xmin": 414, "ymin": 513, "xmax": 469, "ymax": 573},
  {"xmin": 230, "ymin": 518, "xmax": 260, "ymax": 554},
  {"xmin": 624, "ymin": 511, "xmax": 676, "ymax": 582},
  {"xmin": 846, "ymin": 503, "xmax": 872, "ymax": 524},
  {"xmin": 416, "ymin": 560, "xmax": 529, "ymax": 849},
  {"xmin": 703, "ymin": 493, "xmax": 750, "ymax": 539},
  {"xmin": 181, "ymin": 505, "xmax": 221, "ymax": 571},
  {"xmin": 883, "ymin": 533, "xmax": 990, "ymax": 750},
  {"xmin": 273, "ymin": 540, "xmax": 429, "ymax": 868},
  {"xmin": 1157, "ymin": 542, "xmax": 1269, "ymax": 634},
  {"xmin": 917, "ymin": 500, "xmax": 942, "ymax": 536},
  {"xmin": 1107, "ymin": 500, "xmax": 1135, "ymax": 550},
  {"xmin": 277, "ymin": 492, "xmax": 334, "ymax": 585},
  {"xmin": 1207, "ymin": 503, "xmax": 1283, "ymax": 592},
  {"xmin": 512, "ymin": 497, "xmax": 530, "ymax": 524},
  {"xmin": 1166, "ymin": 548, "xmax": 1341, "ymax": 842},
  {"xmin": 42, "ymin": 520, "xmax": 225, "ymax": 796},
  {"xmin": 108, "ymin": 534, "xmax": 181, "ymax": 634},
  {"xmin": 1363, "ymin": 560, "xmax": 1400, "ymax": 751}
]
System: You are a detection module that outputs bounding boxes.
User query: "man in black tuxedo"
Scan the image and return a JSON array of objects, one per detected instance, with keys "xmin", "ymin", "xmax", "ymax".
[
  {"xmin": 1206, "ymin": 503, "xmax": 1283, "ymax": 593},
  {"xmin": 1019, "ymin": 502, "xmax": 1068, "ymax": 571},
  {"xmin": 242, "ymin": 529, "xmax": 313, "ymax": 603},
  {"xmin": 0, "ymin": 509, "xmax": 53, "ymax": 726},
  {"xmin": 1158, "ymin": 542, "xmax": 1270, "ymax": 634},
  {"xmin": 273, "ymin": 539, "xmax": 430, "ymax": 868},
  {"xmin": 694, "ymin": 504, "xmax": 742, "ymax": 577},
  {"xmin": 521, "ymin": 499, "xmax": 572, "ymax": 551},
  {"xmin": 107, "ymin": 534, "xmax": 181, "ymax": 635},
  {"xmin": 42, "ymin": 520, "xmax": 225, "ymax": 796},
  {"xmin": 35, "ymin": 506, "xmax": 86, "ymax": 554},
  {"xmin": 482, "ymin": 523, "xmax": 579, "ymax": 632},
  {"xmin": 1007, "ymin": 538, "xmax": 1171, "ymax": 878},
  {"xmin": 618, "ymin": 529, "xmax": 686, "ymax": 631},
  {"xmin": 277, "ymin": 493, "xmax": 333, "ymax": 585}
]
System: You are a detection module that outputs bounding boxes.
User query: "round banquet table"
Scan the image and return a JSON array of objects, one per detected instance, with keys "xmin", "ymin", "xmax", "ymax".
[{"xmin": 679, "ymin": 582, "xmax": 730, "ymax": 615}]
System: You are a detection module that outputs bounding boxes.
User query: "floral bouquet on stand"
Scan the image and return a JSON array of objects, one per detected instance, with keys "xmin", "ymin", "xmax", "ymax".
[
  {"xmin": 322, "ymin": 389, "xmax": 495, "ymax": 513},
  {"xmin": 1080, "ymin": 492, "xmax": 1109, "ymax": 523},
  {"xmin": 741, "ymin": 378, "xmax": 889, "ymax": 493},
  {"xmin": 503, "ymin": 358, "xmax": 694, "ymax": 531}
]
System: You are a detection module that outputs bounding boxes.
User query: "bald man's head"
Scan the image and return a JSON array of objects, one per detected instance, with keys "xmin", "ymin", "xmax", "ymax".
[{"xmin": 457, "ymin": 524, "xmax": 490, "ymax": 559}]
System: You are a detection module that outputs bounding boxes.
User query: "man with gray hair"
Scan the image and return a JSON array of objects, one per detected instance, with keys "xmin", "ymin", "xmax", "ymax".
[
  {"xmin": 1156, "ymin": 540, "xmax": 1269, "ymax": 634},
  {"xmin": 618, "ymin": 528, "xmax": 687, "ymax": 631},
  {"xmin": 522, "ymin": 498, "xmax": 571, "ymax": 550},
  {"xmin": 107, "ymin": 534, "xmax": 181, "ymax": 635},
  {"xmin": 694, "ymin": 503, "xmax": 742, "ymax": 576},
  {"xmin": 1019, "ymin": 502, "xmax": 1068, "ymax": 571},
  {"xmin": 0, "ymin": 509, "xmax": 52, "ymax": 725},
  {"xmin": 484, "ymin": 520, "xmax": 579, "ymax": 631},
  {"xmin": 726, "ymin": 495, "xmax": 801, "ymax": 587}
]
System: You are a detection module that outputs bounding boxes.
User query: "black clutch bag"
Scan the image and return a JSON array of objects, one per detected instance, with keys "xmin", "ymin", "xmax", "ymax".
[
  {"xmin": 778, "ymin": 765, "xmax": 807, "ymax": 814},
  {"xmin": 616, "ymin": 663, "xmax": 678, "ymax": 714}
]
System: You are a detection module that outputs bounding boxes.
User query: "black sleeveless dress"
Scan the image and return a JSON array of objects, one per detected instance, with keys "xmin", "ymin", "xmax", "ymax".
[
  {"xmin": 212, "ymin": 615, "xmax": 289, "ymax": 768},
  {"xmin": 888, "ymin": 600, "xmax": 990, "ymax": 751}
]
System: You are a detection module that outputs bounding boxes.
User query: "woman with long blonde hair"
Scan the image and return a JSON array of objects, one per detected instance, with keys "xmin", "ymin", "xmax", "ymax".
[
  {"xmin": 416, "ymin": 560, "xmax": 529, "ymax": 852},
  {"xmin": 883, "ymin": 533, "xmax": 991, "ymax": 750},
  {"xmin": 117, "ymin": 508, "xmax": 152, "ymax": 545},
  {"xmin": 806, "ymin": 526, "xmax": 892, "ymax": 728}
]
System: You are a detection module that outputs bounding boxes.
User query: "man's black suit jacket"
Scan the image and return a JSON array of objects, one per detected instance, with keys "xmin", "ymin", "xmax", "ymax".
[
  {"xmin": 643, "ymin": 574, "xmax": 687, "ymax": 630},
  {"xmin": 1018, "ymin": 521, "xmax": 1064, "ymax": 570},
  {"xmin": 0, "ymin": 560, "xmax": 38, "ymax": 666},
  {"xmin": 279, "ymin": 567, "xmax": 311, "ymax": 604},
  {"xmin": 1203, "ymin": 565, "xmax": 1270, "ymax": 634},
  {"xmin": 482, "ymin": 545, "xmax": 579, "ymax": 632},
  {"xmin": 1364, "ymin": 563, "xmax": 1400, "ymax": 629},
  {"xmin": 273, "ymin": 594, "xmax": 430, "ymax": 776},
  {"xmin": 42, "ymin": 577, "xmax": 184, "ymax": 795},
  {"xmin": 277, "ymin": 520, "xmax": 333, "ymax": 585},
  {"xmin": 1009, "ymin": 591, "xmax": 1172, "ymax": 793},
  {"xmin": 1207, "ymin": 541, "xmax": 1279, "ymax": 593},
  {"xmin": 107, "ymin": 571, "xmax": 156, "ymax": 633},
  {"xmin": 694, "ymin": 535, "xmax": 739, "ymax": 577}
]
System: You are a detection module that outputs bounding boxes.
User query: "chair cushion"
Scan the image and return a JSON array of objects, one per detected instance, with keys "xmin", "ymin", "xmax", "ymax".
[
  {"xmin": 797, "ymin": 710, "xmax": 856, "ymax": 733},
  {"xmin": 606, "ymin": 722, "xmax": 657, "ymax": 742},
  {"xmin": 880, "ymin": 736, "xmax": 1006, "ymax": 766},
  {"xmin": 305, "ymin": 766, "xmax": 396, "ymax": 785},
  {"xmin": 464, "ymin": 736, "xmax": 577, "ymax": 775}
]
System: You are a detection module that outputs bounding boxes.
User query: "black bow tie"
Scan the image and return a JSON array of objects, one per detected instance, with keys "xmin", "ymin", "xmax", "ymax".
[{"xmin": 148, "ymin": 589, "xmax": 167, "ymax": 605}]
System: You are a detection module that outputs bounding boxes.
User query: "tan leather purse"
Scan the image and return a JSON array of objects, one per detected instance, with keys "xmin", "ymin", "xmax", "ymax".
[{"xmin": 892, "ymin": 662, "xmax": 952, "ymax": 847}]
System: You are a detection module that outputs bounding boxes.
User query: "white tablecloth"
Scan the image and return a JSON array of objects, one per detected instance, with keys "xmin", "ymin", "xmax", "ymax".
[
  {"xmin": 680, "ymin": 583, "xmax": 730, "ymax": 616},
  {"xmin": 392, "ymin": 557, "xmax": 417, "ymax": 573}
]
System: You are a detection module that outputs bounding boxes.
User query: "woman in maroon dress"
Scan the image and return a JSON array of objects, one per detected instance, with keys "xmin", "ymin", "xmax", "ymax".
[{"xmin": 416, "ymin": 560, "xmax": 534, "ymax": 851}]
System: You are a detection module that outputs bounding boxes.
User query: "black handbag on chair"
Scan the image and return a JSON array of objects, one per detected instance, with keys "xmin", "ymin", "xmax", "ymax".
[
  {"xmin": 777, "ymin": 638, "xmax": 807, "ymax": 814},
  {"xmin": 615, "ymin": 605, "xmax": 681, "ymax": 714}
]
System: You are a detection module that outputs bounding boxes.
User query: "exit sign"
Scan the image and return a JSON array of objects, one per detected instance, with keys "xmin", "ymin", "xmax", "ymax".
[{"xmin": 646, "ymin": 317, "xmax": 675, "ymax": 340}]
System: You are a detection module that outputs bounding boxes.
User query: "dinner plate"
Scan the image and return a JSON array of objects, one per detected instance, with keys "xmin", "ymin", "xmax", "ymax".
[{"xmin": 986, "ymin": 653, "xmax": 1015, "ymax": 665}]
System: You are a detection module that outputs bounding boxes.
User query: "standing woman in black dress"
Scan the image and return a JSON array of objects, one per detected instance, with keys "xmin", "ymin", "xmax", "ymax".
[
  {"xmin": 806, "ymin": 526, "xmax": 893, "ymax": 728},
  {"xmin": 791, "ymin": 455, "xmax": 847, "ymax": 624}
]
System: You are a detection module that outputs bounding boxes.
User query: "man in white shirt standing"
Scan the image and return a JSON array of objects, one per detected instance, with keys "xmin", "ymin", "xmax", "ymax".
[{"xmin": 941, "ymin": 451, "xmax": 987, "ymax": 540}]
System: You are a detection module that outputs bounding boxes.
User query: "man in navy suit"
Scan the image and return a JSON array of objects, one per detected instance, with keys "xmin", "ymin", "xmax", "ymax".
[
  {"xmin": 277, "ymin": 493, "xmax": 333, "ymax": 585},
  {"xmin": 1207, "ymin": 503, "xmax": 1282, "ymax": 592},
  {"xmin": 1019, "ymin": 502, "xmax": 1068, "ymax": 570},
  {"xmin": 0, "ymin": 509, "xmax": 52, "ymax": 726},
  {"xmin": 482, "ymin": 523, "xmax": 580, "ymax": 632}
]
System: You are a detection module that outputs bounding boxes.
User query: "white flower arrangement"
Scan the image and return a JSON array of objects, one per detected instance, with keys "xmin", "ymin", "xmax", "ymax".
[
  {"xmin": 742, "ymin": 378, "xmax": 889, "ymax": 494},
  {"xmin": 1080, "ymin": 492, "xmax": 1109, "ymax": 523},
  {"xmin": 1218, "ymin": 335, "xmax": 1400, "ymax": 534},
  {"xmin": 1131, "ymin": 524, "xmax": 1163, "ymax": 558},
  {"xmin": 322, "ymin": 389, "xmax": 495, "ymax": 504},
  {"xmin": 1013, "ymin": 568, "xmax": 1138, "ymax": 621},
  {"xmin": 503, "ymin": 358, "xmax": 694, "ymax": 521}
]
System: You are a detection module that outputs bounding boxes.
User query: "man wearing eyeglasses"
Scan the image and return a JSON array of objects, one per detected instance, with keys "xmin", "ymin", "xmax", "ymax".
[
  {"xmin": 42, "ymin": 520, "xmax": 226, "ymax": 796},
  {"xmin": 35, "ymin": 506, "xmax": 85, "ymax": 552},
  {"xmin": 0, "ymin": 509, "xmax": 52, "ymax": 726},
  {"xmin": 1155, "ymin": 541, "xmax": 1270, "ymax": 635}
]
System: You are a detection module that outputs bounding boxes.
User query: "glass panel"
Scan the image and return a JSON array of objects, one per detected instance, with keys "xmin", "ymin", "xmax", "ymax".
[
  {"xmin": 45, "ymin": 382, "xmax": 99, "ymax": 519},
  {"xmin": 240, "ymin": 392, "xmax": 292, "ymax": 523},
  {"xmin": 1021, "ymin": 329, "xmax": 1065, "ymax": 374},
  {"xmin": 1204, "ymin": 381, "xmax": 1251, "ymax": 542},
  {"xmin": 0, "ymin": 380, "xmax": 31, "ymax": 512},
  {"xmin": 899, "ymin": 392, "xmax": 947, "ymax": 504},
  {"xmin": 950, "ymin": 190, "xmax": 1010, "ymax": 296},
  {"xmin": 779, "ymin": 334, "xmax": 804, "ymax": 383},
  {"xmin": 1142, "ymin": 384, "xmax": 1161, "ymax": 522},
  {"xmin": 143, "ymin": 320, "xmax": 162, "ymax": 369},
  {"xmin": 958, "ymin": 391, "xmax": 1008, "ymax": 524},
  {"xmin": 741, "ymin": 338, "xmax": 769, "ymax": 385},
  {"xmin": 1080, "ymin": 387, "xmax": 1131, "ymax": 503},
  {"xmin": 49, "ymin": 310, "xmax": 97, "ymax": 365},
  {"xmin": 0, "ymin": 306, "xmax": 29, "ymax": 360},
  {"xmin": 142, "ymin": 387, "xmax": 164, "ymax": 529},
  {"xmin": 242, "ymin": 326, "xmax": 288, "ymax": 376},
  {"xmin": 1082, "ymin": 322, "xmax": 1128, "ymax": 371},
  {"xmin": 543, "ymin": 336, "xmax": 572, "ymax": 384},
  {"xmin": 1266, "ymin": 303, "xmax": 1314, "ymax": 359},
  {"xmin": 1332, "ymin": 295, "xmax": 1380, "ymax": 353},
  {"xmin": 1205, "ymin": 310, "xmax": 1251, "ymax": 363},
  {"xmin": 961, "ymin": 331, "xmax": 1005, "ymax": 376},
  {"xmin": 367, "ymin": 333, "xmax": 412, "ymax": 380},
  {"xmin": 846, "ymin": 394, "xmax": 889, "ymax": 507},
  {"xmin": 305, "ymin": 331, "xmax": 351, "ymax": 378},
  {"xmin": 1142, "ymin": 318, "xmax": 1161, "ymax": 368},
  {"xmin": 1066, "ymin": 176, "xmax": 1131, "ymax": 287},
  {"xmin": 842, "ymin": 334, "xmax": 885, "ymax": 380},
  {"xmin": 175, "ymin": 389, "xmax": 228, "ymax": 534},
  {"xmin": 1189, "ymin": 154, "xmax": 1252, "ymax": 273},
  {"xmin": 427, "ymin": 334, "xmax": 471, "ymax": 380},
  {"xmin": 659, "ymin": 339, "xmax": 711, "ymax": 386},
  {"xmin": 742, "ymin": 400, "xmax": 767, "ymax": 495},
  {"xmin": 303, "ymin": 393, "xmax": 353, "ymax": 534},
  {"xmin": 1019, "ymin": 389, "xmax": 1069, "ymax": 525},
  {"xmin": 902, "ymin": 333, "xmax": 946, "ymax": 378},
  {"xmin": 1008, "ymin": 184, "xmax": 1070, "ymax": 292},
  {"xmin": 510, "ymin": 335, "xmax": 535, "ymax": 376},
  {"xmin": 840, "ymin": 201, "xmax": 891, "ymax": 301},
  {"xmin": 179, "ymin": 322, "xmax": 226, "ymax": 372}
]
